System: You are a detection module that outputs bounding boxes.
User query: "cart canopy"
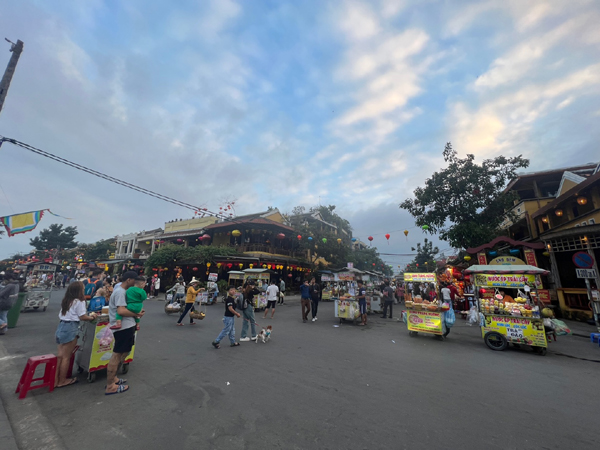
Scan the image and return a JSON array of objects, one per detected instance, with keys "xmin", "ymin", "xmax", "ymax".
[{"xmin": 464, "ymin": 265, "xmax": 549, "ymax": 275}]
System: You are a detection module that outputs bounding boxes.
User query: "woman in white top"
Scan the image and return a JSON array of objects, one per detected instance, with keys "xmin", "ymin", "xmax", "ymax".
[{"xmin": 55, "ymin": 282, "xmax": 97, "ymax": 388}]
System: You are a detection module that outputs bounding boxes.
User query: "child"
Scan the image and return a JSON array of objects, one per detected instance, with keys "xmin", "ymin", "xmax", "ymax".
[
  {"xmin": 212, "ymin": 286, "xmax": 241, "ymax": 349},
  {"xmin": 111, "ymin": 276, "xmax": 147, "ymax": 330}
]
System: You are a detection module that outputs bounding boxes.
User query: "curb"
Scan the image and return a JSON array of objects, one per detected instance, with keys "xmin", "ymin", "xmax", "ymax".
[{"xmin": 0, "ymin": 394, "xmax": 18, "ymax": 450}]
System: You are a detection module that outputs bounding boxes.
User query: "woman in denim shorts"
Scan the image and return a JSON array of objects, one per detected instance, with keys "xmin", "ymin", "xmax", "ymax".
[{"xmin": 55, "ymin": 282, "xmax": 97, "ymax": 388}]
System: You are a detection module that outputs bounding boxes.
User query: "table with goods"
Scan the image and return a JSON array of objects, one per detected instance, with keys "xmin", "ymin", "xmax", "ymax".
[
  {"xmin": 334, "ymin": 294, "xmax": 361, "ymax": 324},
  {"xmin": 403, "ymin": 297, "xmax": 450, "ymax": 338},
  {"xmin": 465, "ymin": 264, "xmax": 550, "ymax": 356}
]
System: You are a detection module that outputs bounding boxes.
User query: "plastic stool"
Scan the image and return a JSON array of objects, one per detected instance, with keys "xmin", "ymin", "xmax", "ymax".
[
  {"xmin": 15, "ymin": 354, "xmax": 57, "ymax": 399},
  {"xmin": 591, "ymin": 333, "xmax": 600, "ymax": 344}
]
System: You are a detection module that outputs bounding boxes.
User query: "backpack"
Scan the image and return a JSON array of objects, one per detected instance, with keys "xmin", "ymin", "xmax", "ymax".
[
  {"xmin": 88, "ymin": 296, "xmax": 105, "ymax": 313},
  {"xmin": 84, "ymin": 278, "xmax": 97, "ymax": 300},
  {"xmin": 236, "ymin": 293, "xmax": 247, "ymax": 310}
]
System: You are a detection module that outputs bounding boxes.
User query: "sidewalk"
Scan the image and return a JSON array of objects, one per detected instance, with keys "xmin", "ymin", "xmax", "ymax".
[
  {"xmin": 0, "ymin": 395, "xmax": 18, "ymax": 450},
  {"xmin": 563, "ymin": 318, "xmax": 599, "ymax": 339}
]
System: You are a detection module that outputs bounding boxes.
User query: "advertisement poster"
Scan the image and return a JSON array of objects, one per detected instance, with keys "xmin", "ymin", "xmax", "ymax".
[
  {"xmin": 474, "ymin": 273, "xmax": 542, "ymax": 289},
  {"xmin": 536, "ymin": 289, "xmax": 550, "ymax": 304},
  {"xmin": 89, "ymin": 322, "xmax": 135, "ymax": 372},
  {"xmin": 336, "ymin": 300, "xmax": 359, "ymax": 319},
  {"xmin": 208, "ymin": 273, "xmax": 218, "ymax": 282},
  {"xmin": 523, "ymin": 249, "xmax": 538, "ymax": 267},
  {"xmin": 481, "ymin": 315, "xmax": 547, "ymax": 347},
  {"xmin": 336, "ymin": 272, "xmax": 355, "ymax": 281},
  {"xmin": 403, "ymin": 273, "xmax": 437, "ymax": 283},
  {"xmin": 406, "ymin": 311, "xmax": 443, "ymax": 335},
  {"xmin": 477, "ymin": 252, "xmax": 487, "ymax": 265}
]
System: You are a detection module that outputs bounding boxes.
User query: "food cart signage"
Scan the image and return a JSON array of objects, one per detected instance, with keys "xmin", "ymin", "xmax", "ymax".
[
  {"xmin": 406, "ymin": 311, "xmax": 443, "ymax": 335},
  {"xmin": 321, "ymin": 275, "xmax": 332, "ymax": 281},
  {"xmin": 33, "ymin": 264, "xmax": 56, "ymax": 272},
  {"xmin": 336, "ymin": 300, "xmax": 359, "ymax": 319},
  {"xmin": 474, "ymin": 273, "xmax": 541, "ymax": 288},
  {"xmin": 481, "ymin": 315, "xmax": 547, "ymax": 346},
  {"xmin": 229, "ymin": 273, "xmax": 244, "ymax": 280},
  {"xmin": 489, "ymin": 256, "xmax": 525, "ymax": 265},
  {"xmin": 89, "ymin": 322, "xmax": 135, "ymax": 372},
  {"xmin": 208, "ymin": 273, "xmax": 218, "ymax": 282},
  {"xmin": 245, "ymin": 273, "xmax": 270, "ymax": 280},
  {"xmin": 403, "ymin": 273, "xmax": 436, "ymax": 283},
  {"xmin": 336, "ymin": 272, "xmax": 354, "ymax": 281}
]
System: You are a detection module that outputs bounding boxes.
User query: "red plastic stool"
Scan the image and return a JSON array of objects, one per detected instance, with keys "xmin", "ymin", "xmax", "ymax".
[{"xmin": 15, "ymin": 354, "xmax": 57, "ymax": 399}]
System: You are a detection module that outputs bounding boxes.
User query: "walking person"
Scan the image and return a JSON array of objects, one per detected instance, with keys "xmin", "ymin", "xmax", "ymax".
[
  {"xmin": 106, "ymin": 271, "xmax": 145, "ymax": 395},
  {"xmin": 381, "ymin": 279, "xmax": 395, "ymax": 319},
  {"xmin": 263, "ymin": 280, "xmax": 279, "ymax": 319},
  {"xmin": 212, "ymin": 286, "xmax": 241, "ymax": 349},
  {"xmin": 0, "ymin": 272, "xmax": 20, "ymax": 335},
  {"xmin": 278, "ymin": 278, "xmax": 286, "ymax": 304},
  {"xmin": 154, "ymin": 276, "xmax": 161, "ymax": 297},
  {"xmin": 309, "ymin": 277, "xmax": 321, "ymax": 322},
  {"xmin": 239, "ymin": 280, "xmax": 259, "ymax": 342},
  {"xmin": 357, "ymin": 280, "xmax": 367, "ymax": 326},
  {"xmin": 299, "ymin": 280, "xmax": 311, "ymax": 323},
  {"xmin": 55, "ymin": 282, "xmax": 97, "ymax": 387},
  {"xmin": 177, "ymin": 279, "xmax": 201, "ymax": 326}
]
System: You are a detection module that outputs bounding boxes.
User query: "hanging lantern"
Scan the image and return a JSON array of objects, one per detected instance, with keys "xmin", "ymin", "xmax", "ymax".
[
  {"xmin": 177, "ymin": 239, "xmax": 183, "ymax": 243},
  {"xmin": 368, "ymin": 236, "xmax": 373, "ymax": 245},
  {"xmin": 145, "ymin": 241, "xmax": 150, "ymax": 245},
  {"xmin": 416, "ymin": 264, "xmax": 419, "ymax": 267},
  {"xmin": 217, "ymin": 263, "xmax": 222, "ymax": 268},
  {"xmin": 227, "ymin": 263, "xmax": 233, "ymax": 269},
  {"xmin": 262, "ymin": 264, "xmax": 267, "ymax": 268},
  {"xmin": 232, "ymin": 230, "xmax": 242, "ymax": 237},
  {"xmin": 337, "ymin": 238, "xmax": 342, "ymax": 244},
  {"xmin": 385, "ymin": 233, "xmax": 390, "ymax": 243},
  {"xmin": 422, "ymin": 225, "xmax": 429, "ymax": 230},
  {"xmin": 201, "ymin": 234, "xmax": 211, "ymax": 241},
  {"xmin": 555, "ymin": 209, "xmax": 563, "ymax": 217},
  {"xmin": 192, "ymin": 267, "xmax": 198, "ymax": 271},
  {"xmin": 239, "ymin": 263, "xmax": 243, "ymax": 269},
  {"xmin": 322, "ymin": 238, "xmax": 327, "ymax": 244},
  {"xmin": 351, "ymin": 238, "xmax": 357, "ymax": 242},
  {"xmin": 464, "ymin": 255, "xmax": 472, "ymax": 261},
  {"xmin": 276, "ymin": 233, "xmax": 285, "ymax": 240},
  {"xmin": 404, "ymin": 230, "xmax": 409, "ymax": 237},
  {"xmin": 249, "ymin": 264, "xmax": 254, "ymax": 269},
  {"xmin": 577, "ymin": 196, "xmax": 588, "ymax": 205},
  {"xmin": 297, "ymin": 235, "xmax": 302, "ymax": 240},
  {"xmin": 543, "ymin": 251, "xmax": 550, "ymax": 257},
  {"xmin": 267, "ymin": 264, "xmax": 272, "ymax": 269},
  {"xmin": 206, "ymin": 262, "xmax": 211, "ymax": 268},
  {"xmin": 509, "ymin": 249, "xmax": 520, "ymax": 256},
  {"xmin": 372, "ymin": 263, "xmax": 376, "ymax": 266},
  {"xmin": 488, "ymin": 250, "xmax": 498, "ymax": 257},
  {"xmin": 308, "ymin": 237, "xmax": 313, "ymax": 241}
]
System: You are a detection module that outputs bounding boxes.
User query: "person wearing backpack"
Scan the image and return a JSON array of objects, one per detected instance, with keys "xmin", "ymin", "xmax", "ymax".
[{"xmin": 83, "ymin": 269, "xmax": 104, "ymax": 300}]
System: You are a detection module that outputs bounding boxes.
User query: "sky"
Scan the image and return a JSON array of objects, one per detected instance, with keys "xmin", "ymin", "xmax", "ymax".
[{"xmin": 1, "ymin": 0, "xmax": 599, "ymax": 270}]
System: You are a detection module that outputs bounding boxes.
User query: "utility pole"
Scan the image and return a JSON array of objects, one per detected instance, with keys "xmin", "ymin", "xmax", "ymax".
[{"xmin": 0, "ymin": 38, "xmax": 24, "ymax": 116}]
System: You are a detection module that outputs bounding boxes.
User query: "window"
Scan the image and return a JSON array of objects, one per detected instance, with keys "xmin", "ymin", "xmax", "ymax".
[{"xmin": 590, "ymin": 218, "xmax": 596, "ymax": 225}]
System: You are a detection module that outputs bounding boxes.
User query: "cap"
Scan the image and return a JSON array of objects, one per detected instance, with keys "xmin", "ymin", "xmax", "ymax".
[{"xmin": 121, "ymin": 271, "xmax": 138, "ymax": 282}]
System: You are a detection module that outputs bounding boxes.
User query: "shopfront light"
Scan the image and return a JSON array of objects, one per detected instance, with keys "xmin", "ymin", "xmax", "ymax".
[
  {"xmin": 555, "ymin": 209, "xmax": 563, "ymax": 217},
  {"xmin": 541, "ymin": 216, "xmax": 548, "ymax": 223},
  {"xmin": 577, "ymin": 196, "xmax": 588, "ymax": 205}
]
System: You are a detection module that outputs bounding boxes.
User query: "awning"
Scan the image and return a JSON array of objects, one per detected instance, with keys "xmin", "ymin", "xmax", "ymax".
[
  {"xmin": 97, "ymin": 259, "xmax": 127, "ymax": 265},
  {"xmin": 464, "ymin": 265, "xmax": 549, "ymax": 275}
]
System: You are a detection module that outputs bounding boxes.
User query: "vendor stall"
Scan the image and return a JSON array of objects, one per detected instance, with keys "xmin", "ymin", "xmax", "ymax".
[
  {"xmin": 403, "ymin": 272, "xmax": 447, "ymax": 338},
  {"xmin": 465, "ymin": 264, "xmax": 549, "ymax": 355},
  {"xmin": 243, "ymin": 269, "xmax": 270, "ymax": 310},
  {"xmin": 75, "ymin": 314, "xmax": 136, "ymax": 382},
  {"xmin": 334, "ymin": 295, "xmax": 361, "ymax": 324},
  {"xmin": 228, "ymin": 271, "xmax": 245, "ymax": 289}
]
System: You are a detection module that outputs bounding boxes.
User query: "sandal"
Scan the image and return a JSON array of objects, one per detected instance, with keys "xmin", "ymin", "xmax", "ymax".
[
  {"xmin": 57, "ymin": 378, "xmax": 78, "ymax": 388},
  {"xmin": 230, "ymin": 342, "xmax": 240, "ymax": 347},
  {"xmin": 105, "ymin": 385, "xmax": 129, "ymax": 396},
  {"xmin": 176, "ymin": 323, "xmax": 184, "ymax": 326},
  {"xmin": 212, "ymin": 341, "xmax": 220, "ymax": 349}
]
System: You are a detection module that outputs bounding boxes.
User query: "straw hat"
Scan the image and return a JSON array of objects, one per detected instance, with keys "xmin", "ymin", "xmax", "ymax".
[{"xmin": 190, "ymin": 277, "xmax": 200, "ymax": 285}]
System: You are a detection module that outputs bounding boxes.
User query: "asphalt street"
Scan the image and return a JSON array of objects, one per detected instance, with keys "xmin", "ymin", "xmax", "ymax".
[{"xmin": 1, "ymin": 288, "xmax": 599, "ymax": 450}]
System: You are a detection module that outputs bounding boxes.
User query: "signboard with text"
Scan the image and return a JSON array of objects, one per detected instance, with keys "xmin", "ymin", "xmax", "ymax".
[
  {"xmin": 474, "ymin": 273, "xmax": 542, "ymax": 289},
  {"xmin": 576, "ymin": 268, "xmax": 597, "ymax": 279},
  {"xmin": 481, "ymin": 315, "xmax": 547, "ymax": 347},
  {"xmin": 406, "ymin": 310, "xmax": 443, "ymax": 335},
  {"xmin": 573, "ymin": 252, "xmax": 594, "ymax": 269},
  {"xmin": 477, "ymin": 252, "xmax": 487, "ymax": 265},
  {"xmin": 403, "ymin": 273, "xmax": 437, "ymax": 283},
  {"xmin": 523, "ymin": 249, "xmax": 538, "ymax": 267}
]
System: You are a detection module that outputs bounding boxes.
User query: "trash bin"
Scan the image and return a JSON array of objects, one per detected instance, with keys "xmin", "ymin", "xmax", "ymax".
[{"xmin": 7, "ymin": 292, "xmax": 26, "ymax": 329}]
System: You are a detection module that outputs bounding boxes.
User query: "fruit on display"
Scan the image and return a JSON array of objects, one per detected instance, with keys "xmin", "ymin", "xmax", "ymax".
[
  {"xmin": 542, "ymin": 307, "xmax": 554, "ymax": 318},
  {"xmin": 514, "ymin": 297, "xmax": 527, "ymax": 304},
  {"xmin": 479, "ymin": 299, "xmax": 540, "ymax": 318}
]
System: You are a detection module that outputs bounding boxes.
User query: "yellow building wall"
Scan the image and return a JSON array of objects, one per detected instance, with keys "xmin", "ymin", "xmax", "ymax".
[
  {"xmin": 551, "ymin": 210, "xmax": 600, "ymax": 232},
  {"xmin": 557, "ymin": 179, "xmax": 577, "ymax": 197},
  {"xmin": 264, "ymin": 211, "xmax": 284, "ymax": 223},
  {"xmin": 164, "ymin": 217, "xmax": 217, "ymax": 232}
]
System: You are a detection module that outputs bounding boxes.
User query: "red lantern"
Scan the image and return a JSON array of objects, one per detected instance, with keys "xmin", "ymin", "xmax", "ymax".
[
  {"xmin": 276, "ymin": 233, "xmax": 285, "ymax": 240},
  {"xmin": 192, "ymin": 267, "xmax": 198, "ymax": 271},
  {"xmin": 287, "ymin": 274, "xmax": 292, "ymax": 277},
  {"xmin": 201, "ymin": 234, "xmax": 211, "ymax": 241},
  {"xmin": 177, "ymin": 239, "xmax": 183, "ymax": 243},
  {"xmin": 297, "ymin": 235, "xmax": 302, "ymax": 240},
  {"xmin": 372, "ymin": 263, "xmax": 376, "ymax": 266},
  {"xmin": 227, "ymin": 263, "xmax": 233, "ymax": 269}
]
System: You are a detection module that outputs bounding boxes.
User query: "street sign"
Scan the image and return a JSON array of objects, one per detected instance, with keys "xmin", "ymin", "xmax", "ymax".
[
  {"xmin": 576, "ymin": 268, "xmax": 598, "ymax": 279},
  {"xmin": 572, "ymin": 252, "xmax": 594, "ymax": 269}
]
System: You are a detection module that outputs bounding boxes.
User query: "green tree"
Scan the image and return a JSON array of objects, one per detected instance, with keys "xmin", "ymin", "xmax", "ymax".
[
  {"xmin": 399, "ymin": 143, "xmax": 529, "ymax": 249},
  {"xmin": 81, "ymin": 239, "xmax": 115, "ymax": 261},
  {"xmin": 404, "ymin": 239, "xmax": 439, "ymax": 272},
  {"xmin": 144, "ymin": 245, "xmax": 238, "ymax": 275},
  {"xmin": 30, "ymin": 224, "xmax": 78, "ymax": 251}
]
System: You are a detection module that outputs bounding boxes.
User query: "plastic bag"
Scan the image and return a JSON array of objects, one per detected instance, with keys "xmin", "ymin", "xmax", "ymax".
[
  {"xmin": 99, "ymin": 326, "xmax": 114, "ymax": 347},
  {"xmin": 543, "ymin": 318, "xmax": 554, "ymax": 329},
  {"xmin": 467, "ymin": 306, "xmax": 479, "ymax": 326},
  {"xmin": 401, "ymin": 311, "xmax": 407, "ymax": 324},
  {"xmin": 166, "ymin": 293, "xmax": 173, "ymax": 301},
  {"xmin": 444, "ymin": 308, "xmax": 456, "ymax": 328},
  {"xmin": 550, "ymin": 319, "xmax": 571, "ymax": 335}
]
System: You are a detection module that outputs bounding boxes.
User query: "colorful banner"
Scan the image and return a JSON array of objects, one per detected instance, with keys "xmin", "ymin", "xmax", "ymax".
[
  {"xmin": 406, "ymin": 310, "xmax": 443, "ymax": 335},
  {"xmin": 474, "ymin": 273, "xmax": 542, "ymax": 289},
  {"xmin": 403, "ymin": 273, "xmax": 437, "ymax": 283},
  {"xmin": 336, "ymin": 272, "xmax": 354, "ymax": 281},
  {"xmin": 477, "ymin": 252, "xmax": 488, "ymax": 265},
  {"xmin": 535, "ymin": 289, "xmax": 550, "ymax": 304},
  {"xmin": 481, "ymin": 315, "xmax": 547, "ymax": 347},
  {"xmin": 523, "ymin": 249, "xmax": 538, "ymax": 267},
  {"xmin": 0, "ymin": 209, "xmax": 72, "ymax": 237},
  {"xmin": 489, "ymin": 256, "xmax": 525, "ymax": 265},
  {"xmin": 89, "ymin": 322, "xmax": 135, "ymax": 372}
]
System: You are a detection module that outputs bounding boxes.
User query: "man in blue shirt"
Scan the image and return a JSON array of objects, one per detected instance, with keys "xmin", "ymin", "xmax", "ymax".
[{"xmin": 299, "ymin": 280, "xmax": 311, "ymax": 323}]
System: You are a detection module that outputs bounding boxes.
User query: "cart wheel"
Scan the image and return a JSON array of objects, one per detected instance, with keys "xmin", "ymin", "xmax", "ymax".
[
  {"xmin": 533, "ymin": 346, "xmax": 547, "ymax": 356},
  {"xmin": 121, "ymin": 363, "xmax": 129, "ymax": 374},
  {"xmin": 484, "ymin": 332, "xmax": 508, "ymax": 351},
  {"xmin": 87, "ymin": 372, "xmax": 96, "ymax": 383},
  {"xmin": 409, "ymin": 331, "xmax": 418, "ymax": 337}
]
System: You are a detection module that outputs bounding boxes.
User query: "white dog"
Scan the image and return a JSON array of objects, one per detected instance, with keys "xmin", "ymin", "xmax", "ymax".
[{"xmin": 256, "ymin": 326, "xmax": 272, "ymax": 344}]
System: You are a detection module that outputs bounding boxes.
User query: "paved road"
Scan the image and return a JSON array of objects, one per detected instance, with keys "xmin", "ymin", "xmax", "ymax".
[{"xmin": 1, "ymin": 289, "xmax": 599, "ymax": 450}]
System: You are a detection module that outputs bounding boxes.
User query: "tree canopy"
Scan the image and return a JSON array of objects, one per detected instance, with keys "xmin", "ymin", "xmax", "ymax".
[
  {"xmin": 144, "ymin": 244, "xmax": 239, "ymax": 275},
  {"xmin": 399, "ymin": 143, "xmax": 529, "ymax": 249},
  {"xmin": 404, "ymin": 239, "xmax": 439, "ymax": 273},
  {"xmin": 30, "ymin": 224, "xmax": 78, "ymax": 251},
  {"xmin": 80, "ymin": 239, "xmax": 115, "ymax": 261}
]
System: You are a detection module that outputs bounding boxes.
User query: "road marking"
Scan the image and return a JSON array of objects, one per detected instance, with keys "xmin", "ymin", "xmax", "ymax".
[{"xmin": 0, "ymin": 355, "xmax": 22, "ymax": 362}]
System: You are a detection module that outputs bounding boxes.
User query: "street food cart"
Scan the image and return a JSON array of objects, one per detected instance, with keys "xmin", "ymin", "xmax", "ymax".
[
  {"xmin": 335, "ymin": 296, "xmax": 361, "ymax": 324},
  {"xmin": 228, "ymin": 271, "xmax": 245, "ymax": 289},
  {"xmin": 464, "ymin": 265, "xmax": 549, "ymax": 355},
  {"xmin": 22, "ymin": 286, "xmax": 51, "ymax": 312},
  {"xmin": 243, "ymin": 269, "xmax": 270, "ymax": 310},
  {"xmin": 403, "ymin": 272, "xmax": 438, "ymax": 303},
  {"xmin": 75, "ymin": 314, "xmax": 136, "ymax": 382},
  {"xmin": 402, "ymin": 272, "xmax": 446, "ymax": 338}
]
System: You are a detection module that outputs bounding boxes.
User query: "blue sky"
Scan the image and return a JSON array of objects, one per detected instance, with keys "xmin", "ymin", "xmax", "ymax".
[{"xmin": 1, "ymin": 0, "xmax": 599, "ymax": 268}]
